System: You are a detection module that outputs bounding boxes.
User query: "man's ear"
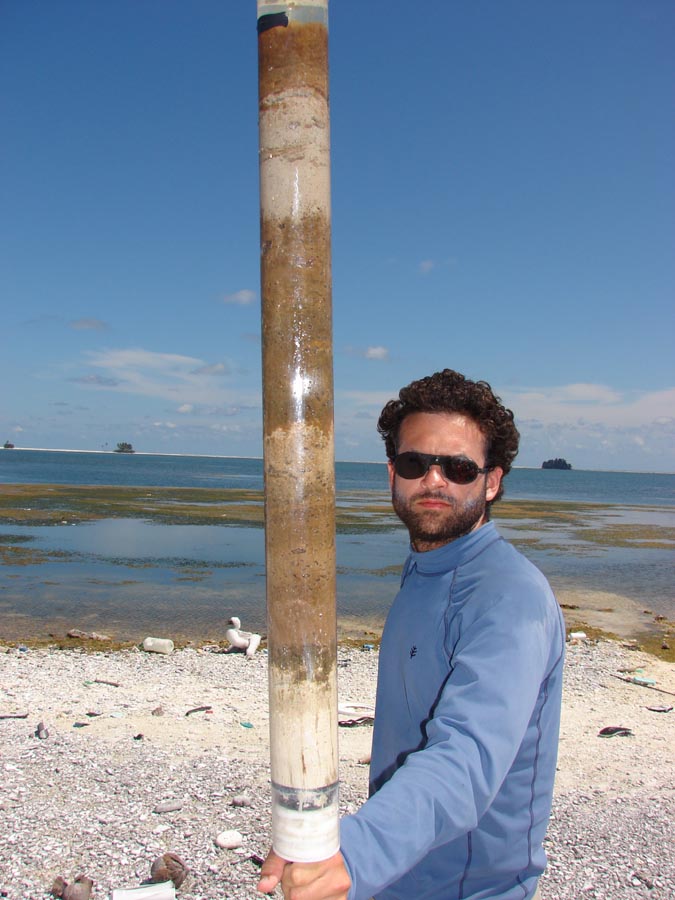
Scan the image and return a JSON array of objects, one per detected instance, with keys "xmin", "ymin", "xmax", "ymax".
[
  {"xmin": 486, "ymin": 466, "xmax": 503, "ymax": 502},
  {"xmin": 387, "ymin": 460, "xmax": 396, "ymax": 491}
]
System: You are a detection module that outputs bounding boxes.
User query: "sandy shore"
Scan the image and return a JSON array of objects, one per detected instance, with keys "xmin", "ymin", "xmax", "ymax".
[{"xmin": 1, "ymin": 639, "xmax": 674, "ymax": 899}]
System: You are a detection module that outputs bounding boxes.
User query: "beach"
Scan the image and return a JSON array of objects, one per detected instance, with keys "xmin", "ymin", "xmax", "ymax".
[{"xmin": 1, "ymin": 638, "xmax": 674, "ymax": 900}]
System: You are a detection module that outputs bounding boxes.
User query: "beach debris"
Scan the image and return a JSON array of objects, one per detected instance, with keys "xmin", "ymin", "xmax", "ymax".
[
  {"xmin": 72, "ymin": 722, "xmax": 90, "ymax": 728},
  {"xmin": 630, "ymin": 674, "xmax": 655, "ymax": 686},
  {"xmin": 338, "ymin": 703, "xmax": 375, "ymax": 727},
  {"xmin": 50, "ymin": 874, "xmax": 94, "ymax": 900},
  {"xmin": 67, "ymin": 629, "xmax": 112, "ymax": 642},
  {"xmin": 184, "ymin": 705, "xmax": 213, "ymax": 717},
  {"xmin": 230, "ymin": 793, "xmax": 253, "ymax": 808},
  {"xmin": 646, "ymin": 705, "xmax": 673, "ymax": 713},
  {"xmin": 215, "ymin": 829, "xmax": 243, "ymax": 850},
  {"xmin": 151, "ymin": 706, "xmax": 165, "ymax": 716},
  {"xmin": 239, "ymin": 721, "xmax": 254, "ymax": 729},
  {"xmin": 142, "ymin": 637, "xmax": 174, "ymax": 655},
  {"xmin": 0, "ymin": 711, "xmax": 29, "ymax": 719},
  {"xmin": 661, "ymin": 639, "xmax": 670, "ymax": 650},
  {"xmin": 35, "ymin": 720, "xmax": 49, "ymax": 740},
  {"xmin": 110, "ymin": 882, "xmax": 176, "ymax": 900},
  {"xmin": 150, "ymin": 852, "xmax": 189, "ymax": 888},
  {"xmin": 567, "ymin": 631, "xmax": 587, "ymax": 642},
  {"xmin": 153, "ymin": 799, "xmax": 183, "ymax": 814},
  {"xmin": 598, "ymin": 726, "xmax": 633, "ymax": 738},
  {"xmin": 610, "ymin": 673, "xmax": 675, "ymax": 697},
  {"xmin": 362, "ymin": 643, "xmax": 374, "ymax": 651},
  {"xmin": 225, "ymin": 617, "xmax": 261, "ymax": 658}
]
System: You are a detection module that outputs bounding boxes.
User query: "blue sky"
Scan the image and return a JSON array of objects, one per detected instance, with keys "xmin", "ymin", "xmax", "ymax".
[{"xmin": 2, "ymin": 1, "xmax": 674, "ymax": 472}]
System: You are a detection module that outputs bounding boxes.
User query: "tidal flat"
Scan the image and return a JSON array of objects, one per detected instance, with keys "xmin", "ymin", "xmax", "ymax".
[{"xmin": 0, "ymin": 483, "xmax": 673, "ymax": 656}]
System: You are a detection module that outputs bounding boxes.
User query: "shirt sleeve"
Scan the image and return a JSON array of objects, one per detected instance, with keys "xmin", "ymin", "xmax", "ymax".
[{"xmin": 340, "ymin": 587, "xmax": 559, "ymax": 900}]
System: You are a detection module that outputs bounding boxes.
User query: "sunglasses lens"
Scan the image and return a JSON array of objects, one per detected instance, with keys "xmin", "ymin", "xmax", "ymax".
[
  {"xmin": 394, "ymin": 452, "xmax": 428, "ymax": 479},
  {"xmin": 442, "ymin": 458, "xmax": 480, "ymax": 484},
  {"xmin": 394, "ymin": 453, "xmax": 484, "ymax": 483}
]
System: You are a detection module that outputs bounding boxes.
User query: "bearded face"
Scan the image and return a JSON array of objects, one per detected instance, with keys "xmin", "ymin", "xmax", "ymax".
[{"xmin": 387, "ymin": 411, "xmax": 503, "ymax": 553}]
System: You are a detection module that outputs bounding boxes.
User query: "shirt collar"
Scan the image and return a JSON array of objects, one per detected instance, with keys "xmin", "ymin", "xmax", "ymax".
[{"xmin": 409, "ymin": 520, "xmax": 500, "ymax": 574}]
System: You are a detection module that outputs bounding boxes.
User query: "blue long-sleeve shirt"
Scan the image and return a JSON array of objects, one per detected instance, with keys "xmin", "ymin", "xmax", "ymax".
[{"xmin": 340, "ymin": 521, "xmax": 565, "ymax": 900}]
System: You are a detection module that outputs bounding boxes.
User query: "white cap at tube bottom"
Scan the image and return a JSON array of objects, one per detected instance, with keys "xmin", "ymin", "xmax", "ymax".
[{"xmin": 272, "ymin": 802, "xmax": 340, "ymax": 863}]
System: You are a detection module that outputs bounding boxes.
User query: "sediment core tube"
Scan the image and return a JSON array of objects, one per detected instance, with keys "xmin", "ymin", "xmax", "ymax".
[{"xmin": 257, "ymin": 0, "xmax": 338, "ymax": 862}]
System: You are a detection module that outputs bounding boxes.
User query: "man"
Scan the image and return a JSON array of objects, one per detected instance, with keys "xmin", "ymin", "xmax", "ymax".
[{"xmin": 259, "ymin": 369, "xmax": 565, "ymax": 900}]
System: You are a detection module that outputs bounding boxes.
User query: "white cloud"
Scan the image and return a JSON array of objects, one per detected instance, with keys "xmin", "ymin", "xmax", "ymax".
[
  {"xmin": 177, "ymin": 404, "xmax": 194, "ymax": 414},
  {"xmin": 333, "ymin": 382, "xmax": 675, "ymax": 470},
  {"xmin": 503, "ymin": 384, "xmax": 675, "ymax": 428},
  {"xmin": 365, "ymin": 346, "xmax": 389, "ymax": 361},
  {"xmin": 344, "ymin": 346, "xmax": 390, "ymax": 361},
  {"xmin": 497, "ymin": 383, "xmax": 675, "ymax": 471},
  {"xmin": 192, "ymin": 362, "xmax": 231, "ymax": 376},
  {"xmin": 210, "ymin": 423, "xmax": 242, "ymax": 433},
  {"xmin": 223, "ymin": 289, "xmax": 256, "ymax": 306},
  {"xmin": 419, "ymin": 259, "xmax": 435, "ymax": 275},
  {"xmin": 77, "ymin": 347, "xmax": 252, "ymax": 408},
  {"xmin": 89, "ymin": 348, "xmax": 201, "ymax": 372}
]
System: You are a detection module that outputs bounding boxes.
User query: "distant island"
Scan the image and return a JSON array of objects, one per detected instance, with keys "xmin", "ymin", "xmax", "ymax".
[
  {"xmin": 3, "ymin": 441, "xmax": 15, "ymax": 449},
  {"xmin": 542, "ymin": 458, "xmax": 572, "ymax": 470},
  {"xmin": 113, "ymin": 442, "xmax": 135, "ymax": 454}
]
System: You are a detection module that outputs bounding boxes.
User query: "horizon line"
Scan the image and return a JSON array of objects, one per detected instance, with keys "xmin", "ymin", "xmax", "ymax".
[{"xmin": 2, "ymin": 446, "xmax": 673, "ymax": 477}]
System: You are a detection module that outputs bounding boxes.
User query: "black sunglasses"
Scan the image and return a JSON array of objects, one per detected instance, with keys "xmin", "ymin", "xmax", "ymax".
[{"xmin": 393, "ymin": 451, "xmax": 490, "ymax": 484}]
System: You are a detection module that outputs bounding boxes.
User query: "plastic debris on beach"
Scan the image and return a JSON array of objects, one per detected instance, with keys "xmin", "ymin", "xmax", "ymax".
[
  {"xmin": 598, "ymin": 726, "xmax": 633, "ymax": 738},
  {"xmin": 110, "ymin": 882, "xmax": 175, "ymax": 900},
  {"xmin": 568, "ymin": 631, "xmax": 587, "ymax": 642},
  {"xmin": 142, "ymin": 637, "xmax": 174, "ymax": 655},
  {"xmin": 225, "ymin": 616, "xmax": 261, "ymax": 658},
  {"xmin": 338, "ymin": 703, "xmax": 375, "ymax": 727}
]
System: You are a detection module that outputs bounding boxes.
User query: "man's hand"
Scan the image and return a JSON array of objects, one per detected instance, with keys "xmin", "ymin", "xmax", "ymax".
[
  {"xmin": 257, "ymin": 849, "xmax": 288, "ymax": 894},
  {"xmin": 257, "ymin": 848, "xmax": 351, "ymax": 900}
]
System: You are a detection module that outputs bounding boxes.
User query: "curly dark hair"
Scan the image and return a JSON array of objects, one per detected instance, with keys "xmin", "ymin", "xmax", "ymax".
[{"xmin": 377, "ymin": 369, "xmax": 520, "ymax": 505}]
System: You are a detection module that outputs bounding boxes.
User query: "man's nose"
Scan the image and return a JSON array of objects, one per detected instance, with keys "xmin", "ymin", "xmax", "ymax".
[{"xmin": 421, "ymin": 463, "xmax": 447, "ymax": 486}]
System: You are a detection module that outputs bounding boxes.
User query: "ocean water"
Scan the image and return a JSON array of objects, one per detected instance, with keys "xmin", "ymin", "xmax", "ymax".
[
  {"xmin": 0, "ymin": 450, "xmax": 673, "ymax": 640},
  {"xmin": 2, "ymin": 448, "xmax": 674, "ymax": 504}
]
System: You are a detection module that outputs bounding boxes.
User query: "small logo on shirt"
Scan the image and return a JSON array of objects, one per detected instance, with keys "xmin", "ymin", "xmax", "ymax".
[{"xmin": 409, "ymin": 645, "xmax": 417, "ymax": 658}]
